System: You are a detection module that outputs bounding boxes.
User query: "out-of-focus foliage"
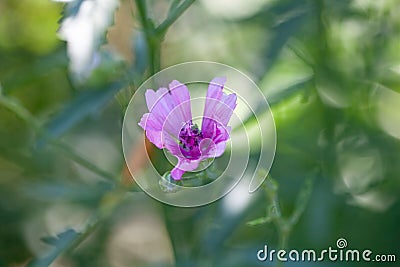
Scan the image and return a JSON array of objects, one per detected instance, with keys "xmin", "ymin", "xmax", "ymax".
[
  {"xmin": 58, "ymin": 0, "xmax": 120, "ymax": 83},
  {"xmin": 0, "ymin": 0, "xmax": 60, "ymax": 54},
  {"xmin": 0, "ymin": 0, "xmax": 399, "ymax": 266}
]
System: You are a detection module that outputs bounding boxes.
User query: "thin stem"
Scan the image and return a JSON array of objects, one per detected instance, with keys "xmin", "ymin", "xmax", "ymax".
[
  {"xmin": 168, "ymin": 0, "xmax": 181, "ymax": 14},
  {"xmin": 135, "ymin": 0, "xmax": 152, "ymax": 31},
  {"xmin": 276, "ymin": 226, "xmax": 290, "ymax": 267},
  {"xmin": 161, "ymin": 206, "xmax": 180, "ymax": 266},
  {"xmin": 263, "ymin": 174, "xmax": 315, "ymax": 267},
  {"xmin": 156, "ymin": 0, "xmax": 196, "ymax": 37},
  {"xmin": 289, "ymin": 175, "xmax": 315, "ymax": 226},
  {"xmin": 278, "ymin": 227, "xmax": 289, "ymax": 250},
  {"xmin": 134, "ymin": 0, "xmax": 195, "ymax": 75},
  {"xmin": 135, "ymin": 0, "xmax": 159, "ymax": 75},
  {"xmin": 0, "ymin": 90, "xmax": 40, "ymax": 131}
]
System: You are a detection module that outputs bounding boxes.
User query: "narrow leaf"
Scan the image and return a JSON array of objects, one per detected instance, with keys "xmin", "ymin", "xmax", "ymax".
[
  {"xmin": 28, "ymin": 229, "xmax": 80, "ymax": 267},
  {"xmin": 37, "ymin": 80, "xmax": 125, "ymax": 147}
]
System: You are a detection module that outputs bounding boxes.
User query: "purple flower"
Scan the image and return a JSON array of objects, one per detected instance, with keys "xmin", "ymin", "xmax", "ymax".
[{"xmin": 139, "ymin": 77, "xmax": 237, "ymax": 180}]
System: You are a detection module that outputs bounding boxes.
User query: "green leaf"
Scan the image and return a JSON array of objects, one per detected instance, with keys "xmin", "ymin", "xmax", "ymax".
[
  {"xmin": 232, "ymin": 76, "xmax": 312, "ymax": 134},
  {"xmin": 28, "ymin": 229, "xmax": 80, "ymax": 267},
  {"xmin": 261, "ymin": 1, "xmax": 312, "ymax": 74},
  {"xmin": 24, "ymin": 181, "xmax": 113, "ymax": 203},
  {"xmin": 1, "ymin": 49, "xmax": 68, "ymax": 94},
  {"xmin": 40, "ymin": 236, "xmax": 59, "ymax": 246},
  {"xmin": 236, "ymin": 0, "xmax": 313, "ymax": 79},
  {"xmin": 267, "ymin": 77, "xmax": 312, "ymax": 106},
  {"xmin": 37, "ymin": 80, "xmax": 125, "ymax": 147}
]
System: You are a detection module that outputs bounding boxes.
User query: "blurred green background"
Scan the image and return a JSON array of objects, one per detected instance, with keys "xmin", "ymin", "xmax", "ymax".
[{"xmin": 0, "ymin": 0, "xmax": 399, "ymax": 266}]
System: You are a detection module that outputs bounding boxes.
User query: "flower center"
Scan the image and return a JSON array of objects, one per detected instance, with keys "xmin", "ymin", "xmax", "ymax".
[{"xmin": 179, "ymin": 121, "xmax": 203, "ymax": 160}]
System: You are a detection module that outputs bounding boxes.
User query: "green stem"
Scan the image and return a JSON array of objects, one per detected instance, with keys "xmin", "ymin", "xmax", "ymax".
[
  {"xmin": 263, "ymin": 174, "xmax": 315, "ymax": 267},
  {"xmin": 276, "ymin": 226, "xmax": 290, "ymax": 267},
  {"xmin": 135, "ymin": 0, "xmax": 159, "ymax": 75},
  {"xmin": 161, "ymin": 206, "xmax": 180, "ymax": 266},
  {"xmin": 278, "ymin": 226, "xmax": 289, "ymax": 250},
  {"xmin": 156, "ymin": 0, "xmax": 196, "ymax": 37},
  {"xmin": 135, "ymin": 0, "xmax": 196, "ymax": 75},
  {"xmin": 289, "ymin": 175, "xmax": 315, "ymax": 226},
  {"xmin": 0, "ymin": 89, "xmax": 40, "ymax": 130}
]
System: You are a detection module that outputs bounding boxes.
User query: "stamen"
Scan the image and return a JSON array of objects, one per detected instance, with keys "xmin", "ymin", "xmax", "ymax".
[{"xmin": 179, "ymin": 121, "xmax": 203, "ymax": 159}]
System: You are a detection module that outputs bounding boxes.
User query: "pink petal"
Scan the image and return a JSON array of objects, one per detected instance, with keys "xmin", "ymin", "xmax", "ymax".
[
  {"xmin": 145, "ymin": 89, "xmax": 160, "ymax": 111},
  {"xmin": 169, "ymin": 80, "xmax": 192, "ymax": 121},
  {"xmin": 203, "ymin": 78, "xmax": 226, "ymax": 123},
  {"xmin": 150, "ymin": 88, "xmax": 175, "ymax": 125},
  {"xmin": 207, "ymin": 94, "xmax": 237, "ymax": 126},
  {"xmin": 138, "ymin": 113, "xmax": 163, "ymax": 148},
  {"xmin": 220, "ymin": 93, "xmax": 237, "ymax": 124},
  {"xmin": 139, "ymin": 82, "xmax": 192, "ymax": 153},
  {"xmin": 138, "ymin": 112, "xmax": 149, "ymax": 129},
  {"xmin": 214, "ymin": 141, "xmax": 228, "ymax": 157},
  {"xmin": 145, "ymin": 128, "xmax": 163, "ymax": 149},
  {"xmin": 163, "ymin": 131, "xmax": 181, "ymax": 156},
  {"xmin": 171, "ymin": 158, "xmax": 200, "ymax": 180},
  {"xmin": 199, "ymin": 138, "xmax": 228, "ymax": 159},
  {"xmin": 199, "ymin": 138, "xmax": 216, "ymax": 157},
  {"xmin": 222, "ymin": 92, "xmax": 237, "ymax": 109},
  {"xmin": 206, "ymin": 77, "xmax": 226, "ymax": 100},
  {"xmin": 163, "ymin": 110, "xmax": 187, "ymax": 138},
  {"xmin": 202, "ymin": 77, "xmax": 237, "ymax": 140},
  {"xmin": 211, "ymin": 124, "xmax": 230, "ymax": 144},
  {"xmin": 171, "ymin": 167, "xmax": 185, "ymax": 181},
  {"xmin": 153, "ymin": 84, "xmax": 191, "ymax": 135}
]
